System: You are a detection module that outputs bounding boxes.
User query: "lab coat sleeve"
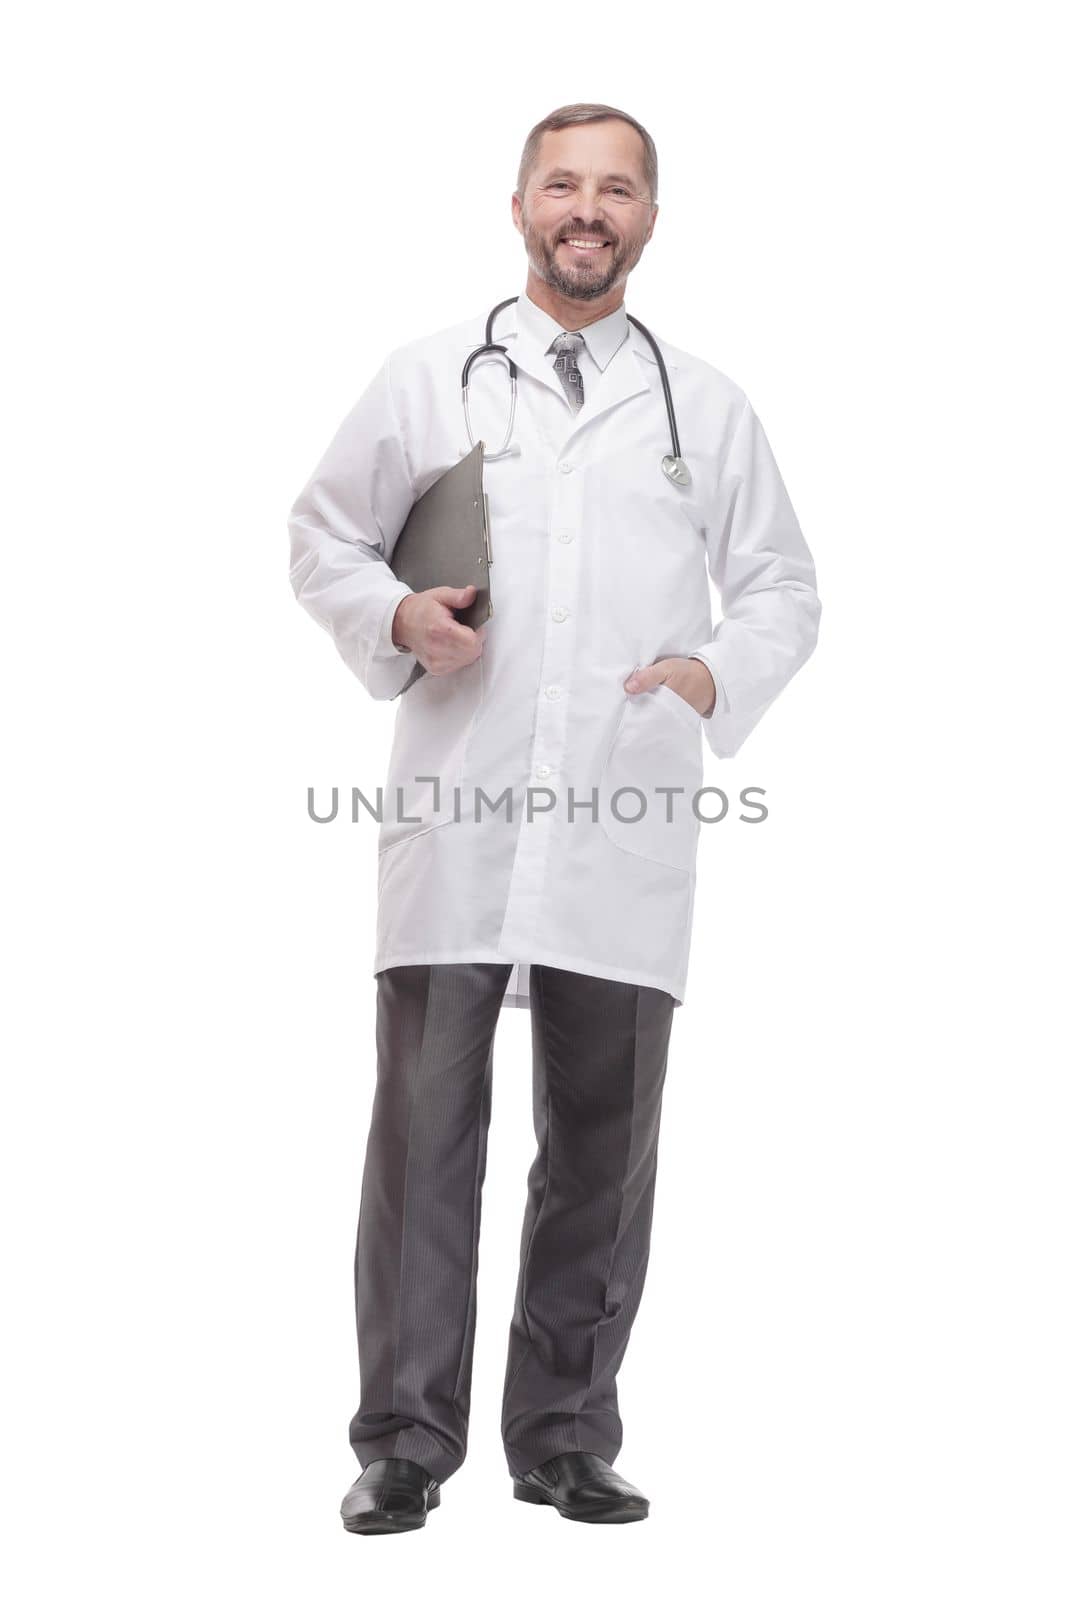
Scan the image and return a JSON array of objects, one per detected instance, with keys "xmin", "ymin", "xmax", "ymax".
[
  {"xmin": 287, "ymin": 355, "xmax": 418, "ymax": 701},
  {"xmin": 687, "ymin": 397, "xmax": 821, "ymax": 758}
]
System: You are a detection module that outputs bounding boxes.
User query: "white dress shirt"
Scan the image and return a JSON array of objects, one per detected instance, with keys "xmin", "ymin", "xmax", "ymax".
[{"xmin": 516, "ymin": 290, "xmax": 631, "ymax": 409}]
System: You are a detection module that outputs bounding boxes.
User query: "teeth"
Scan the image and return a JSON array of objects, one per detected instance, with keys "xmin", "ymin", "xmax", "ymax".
[{"xmin": 564, "ymin": 239, "xmax": 608, "ymax": 250}]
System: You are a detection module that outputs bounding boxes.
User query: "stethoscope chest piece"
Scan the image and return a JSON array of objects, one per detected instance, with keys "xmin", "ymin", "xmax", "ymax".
[{"xmin": 661, "ymin": 455, "xmax": 691, "ymax": 487}]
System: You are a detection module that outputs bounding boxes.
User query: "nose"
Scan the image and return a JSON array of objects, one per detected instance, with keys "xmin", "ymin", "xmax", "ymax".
[{"xmin": 570, "ymin": 180, "xmax": 609, "ymax": 223}]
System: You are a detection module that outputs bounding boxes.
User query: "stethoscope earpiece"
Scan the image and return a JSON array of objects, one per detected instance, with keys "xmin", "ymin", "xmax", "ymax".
[{"xmin": 458, "ymin": 442, "xmax": 521, "ymax": 460}]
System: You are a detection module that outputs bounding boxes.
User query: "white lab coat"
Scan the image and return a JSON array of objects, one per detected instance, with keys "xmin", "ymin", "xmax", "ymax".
[{"xmin": 288, "ymin": 294, "xmax": 820, "ymax": 1008}]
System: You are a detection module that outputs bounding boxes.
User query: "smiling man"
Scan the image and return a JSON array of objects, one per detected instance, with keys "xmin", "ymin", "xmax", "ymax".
[{"xmin": 288, "ymin": 102, "xmax": 820, "ymax": 1534}]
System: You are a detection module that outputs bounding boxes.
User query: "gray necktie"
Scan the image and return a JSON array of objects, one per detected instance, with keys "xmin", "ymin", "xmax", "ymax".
[{"xmin": 549, "ymin": 331, "xmax": 586, "ymax": 413}]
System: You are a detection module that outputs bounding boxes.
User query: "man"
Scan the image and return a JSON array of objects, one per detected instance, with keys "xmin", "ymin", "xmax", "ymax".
[{"xmin": 288, "ymin": 102, "xmax": 820, "ymax": 1534}]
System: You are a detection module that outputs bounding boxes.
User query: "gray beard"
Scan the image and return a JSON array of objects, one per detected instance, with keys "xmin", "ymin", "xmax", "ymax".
[{"xmin": 525, "ymin": 231, "xmax": 634, "ymax": 302}]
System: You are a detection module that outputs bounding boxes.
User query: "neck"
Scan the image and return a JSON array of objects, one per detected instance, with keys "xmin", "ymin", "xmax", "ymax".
[{"xmin": 524, "ymin": 273, "xmax": 624, "ymax": 331}]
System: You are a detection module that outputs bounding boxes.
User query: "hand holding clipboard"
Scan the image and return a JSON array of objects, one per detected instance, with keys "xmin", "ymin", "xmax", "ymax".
[{"xmin": 387, "ymin": 441, "xmax": 493, "ymax": 694}]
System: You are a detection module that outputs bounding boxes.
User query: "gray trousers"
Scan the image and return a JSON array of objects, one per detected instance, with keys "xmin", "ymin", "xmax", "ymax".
[{"xmin": 348, "ymin": 961, "xmax": 676, "ymax": 1483}]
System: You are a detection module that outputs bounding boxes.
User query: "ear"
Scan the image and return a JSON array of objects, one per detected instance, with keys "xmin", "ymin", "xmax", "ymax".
[
  {"xmin": 646, "ymin": 203, "xmax": 659, "ymax": 242},
  {"xmin": 511, "ymin": 192, "xmax": 523, "ymax": 233}
]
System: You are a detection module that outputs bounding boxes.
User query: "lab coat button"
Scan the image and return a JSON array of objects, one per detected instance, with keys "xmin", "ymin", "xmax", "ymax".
[
  {"xmin": 558, "ymin": 461, "xmax": 572, "ymax": 473},
  {"xmin": 557, "ymin": 531, "xmax": 573, "ymax": 544},
  {"xmin": 551, "ymin": 606, "xmax": 569, "ymax": 622},
  {"xmin": 545, "ymin": 684, "xmax": 562, "ymax": 701},
  {"xmin": 535, "ymin": 763, "xmax": 552, "ymax": 779}
]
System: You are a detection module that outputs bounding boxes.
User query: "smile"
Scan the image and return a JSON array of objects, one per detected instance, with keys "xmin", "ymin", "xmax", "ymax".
[{"xmin": 560, "ymin": 238, "xmax": 612, "ymax": 251}]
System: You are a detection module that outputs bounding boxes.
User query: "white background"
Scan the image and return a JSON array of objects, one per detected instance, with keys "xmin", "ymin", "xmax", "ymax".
[{"xmin": 3, "ymin": 2, "xmax": 1064, "ymax": 1594}]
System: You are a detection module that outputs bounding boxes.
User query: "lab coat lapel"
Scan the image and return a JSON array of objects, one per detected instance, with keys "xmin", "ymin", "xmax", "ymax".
[
  {"xmin": 560, "ymin": 339, "xmax": 651, "ymax": 448},
  {"xmin": 465, "ymin": 307, "xmax": 562, "ymax": 401}
]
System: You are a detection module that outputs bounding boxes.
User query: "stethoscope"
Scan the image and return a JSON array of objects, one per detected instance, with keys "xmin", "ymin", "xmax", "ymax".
[{"xmin": 461, "ymin": 294, "xmax": 692, "ymax": 488}]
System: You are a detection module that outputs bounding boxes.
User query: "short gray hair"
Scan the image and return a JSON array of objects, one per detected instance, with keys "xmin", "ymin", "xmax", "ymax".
[{"xmin": 516, "ymin": 103, "xmax": 658, "ymax": 206}]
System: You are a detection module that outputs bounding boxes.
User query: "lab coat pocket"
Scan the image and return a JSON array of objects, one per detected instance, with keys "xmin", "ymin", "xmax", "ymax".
[
  {"xmin": 596, "ymin": 685, "xmax": 704, "ymax": 873},
  {"xmin": 377, "ymin": 656, "xmax": 484, "ymax": 853}
]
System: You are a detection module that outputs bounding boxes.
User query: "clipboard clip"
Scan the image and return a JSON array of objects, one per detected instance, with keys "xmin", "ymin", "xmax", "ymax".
[
  {"xmin": 482, "ymin": 493, "xmax": 494, "ymax": 567},
  {"xmin": 473, "ymin": 489, "xmax": 494, "ymax": 618}
]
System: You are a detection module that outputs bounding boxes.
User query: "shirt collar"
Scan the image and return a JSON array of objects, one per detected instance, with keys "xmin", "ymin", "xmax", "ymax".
[{"xmin": 516, "ymin": 289, "xmax": 631, "ymax": 373}]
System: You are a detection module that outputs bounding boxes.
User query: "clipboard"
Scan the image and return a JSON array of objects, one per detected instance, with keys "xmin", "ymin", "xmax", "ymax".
[{"xmin": 387, "ymin": 441, "xmax": 494, "ymax": 694}]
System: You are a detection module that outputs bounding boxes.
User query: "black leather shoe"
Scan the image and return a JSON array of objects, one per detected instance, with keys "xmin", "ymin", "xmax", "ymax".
[
  {"xmin": 340, "ymin": 1458, "xmax": 441, "ymax": 1534},
  {"xmin": 513, "ymin": 1451, "xmax": 649, "ymax": 1523}
]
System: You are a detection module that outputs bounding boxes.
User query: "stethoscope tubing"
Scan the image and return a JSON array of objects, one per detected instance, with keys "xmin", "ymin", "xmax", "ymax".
[
  {"xmin": 621, "ymin": 310, "xmax": 682, "ymax": 464},
  {"xmin": 461, "ymin": 295, "xmax": 689, "ymax": 483}
]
